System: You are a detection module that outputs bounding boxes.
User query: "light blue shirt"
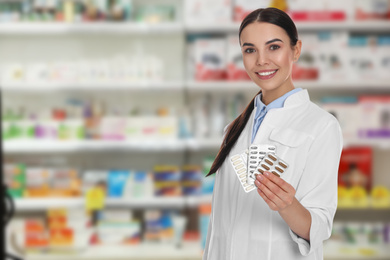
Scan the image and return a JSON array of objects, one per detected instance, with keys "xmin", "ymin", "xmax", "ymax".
[{"xmin": 251, "ymin": 88, "xmax": 302, "ymax": 143}]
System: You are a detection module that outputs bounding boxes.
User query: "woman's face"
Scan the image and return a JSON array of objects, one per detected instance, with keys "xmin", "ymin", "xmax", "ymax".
[{"xmin": 240, "ymin": 22, "xmax": 301, "ymax": 100}]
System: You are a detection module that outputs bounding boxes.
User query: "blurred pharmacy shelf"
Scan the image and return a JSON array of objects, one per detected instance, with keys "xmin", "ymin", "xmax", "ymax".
[
  {"xmin": 185, "ymin": 21, "xmax": 390, "ymax": 33},
  {"xmin": 186, "ymin": 81, "xmax": 390, "ymax": 93},
  {"xmin": 0, "ymin": 21, "xmax": 388, "ymax": 35},
  {"xmin": 4, "ymin": 138, "xmax": 390, "ymax": 153},
  {"xmin": 21, "ymin": 244, "xmax": 390, "ymax": 260},
  {"xmin": 3, "ymin": 140, "xmax": 188, "ymax": 153},
  {"xmin": 0, "ymin": 22, "xmax": 184, "ymax": 35},
  {"xmin": 24, "ymin": 242, "xmax": 202, "ymax": 260},
  {"xmin": 14, "ymin": 195, "xmax": 213, "ymax": 211},
  {"xmin": 0, "ymin": 81, "xmax": 184, "ymax": 92}
]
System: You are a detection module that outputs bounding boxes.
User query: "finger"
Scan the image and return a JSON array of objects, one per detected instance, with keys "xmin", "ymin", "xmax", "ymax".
[
  {"xmin": 257, "ymin": 178, "xmax": 285, "ymax": 208},
  {"xmin": 261, "ymin": 170, "xmax": 295, "ymax": 194},
  {"xmin": 256, "ymin": 173, "xmax": 289, "ymax": 202},
  {"xmin": 257, "ymin": 188, "xmax": 278, "ymax": 211}
]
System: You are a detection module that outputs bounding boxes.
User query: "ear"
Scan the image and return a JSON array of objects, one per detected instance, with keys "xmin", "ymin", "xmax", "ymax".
[{"xmin": 293, "ymin": 40, "xmax": 302, "ymax": 62}]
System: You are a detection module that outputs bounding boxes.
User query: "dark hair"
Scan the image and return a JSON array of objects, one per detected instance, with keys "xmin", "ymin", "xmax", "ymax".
[{"xmin": 206, "ymin": 7, "xmax": 298, "ymax": 176}]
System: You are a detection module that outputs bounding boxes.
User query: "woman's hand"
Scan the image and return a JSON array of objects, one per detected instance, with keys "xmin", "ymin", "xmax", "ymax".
[{"xmin": 254, "ymin": 170, "xmax": 296, "ymax": 212}]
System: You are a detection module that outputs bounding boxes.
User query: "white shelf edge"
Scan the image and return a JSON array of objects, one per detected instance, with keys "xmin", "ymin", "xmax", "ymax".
[
  {"xmin": 185, "ymin": 21, "xmax": 390, "ymax": 33},
  {"xmin": 0, "ymin": 22, "xmax": 184, "ymax": 35},
  {"xmin": 24, "ymin": 242, "xmax": 202, "ymax": 260},
  {"xmin": 4, "ymin": 138, "xmax": 390, "ymax": 153},
  {"xmin": 0, "ymin": 81, "xmax": 184, "ymax": 92},
  {"xmin": 1, "ymin": 80, "xmax": 388, "ymax": 92},
  {"xmin": 3, "ymin": 140, "xmax": 188, "ymax": 153},
  {"xmin": 187, "ymin": 80, "xmax": 390, "ymax": 92},
  {"xmin": 0, "ymin": 21, "xmax": 388, "ymax": 35},
  {"xmin": 14, "ymin": 196, "xmax": 213, "ymax": 211}
]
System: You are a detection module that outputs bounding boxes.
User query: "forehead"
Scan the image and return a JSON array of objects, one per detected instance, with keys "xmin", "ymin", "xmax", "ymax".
[{"xmin": 240, "ymin": 22, "xmax": 289, "ymax": 45}]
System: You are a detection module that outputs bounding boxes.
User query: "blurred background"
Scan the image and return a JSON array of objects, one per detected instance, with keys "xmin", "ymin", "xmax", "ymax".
[{"xmin": 1, "ymin": 0, "xmax": 390, "ymax": 259}]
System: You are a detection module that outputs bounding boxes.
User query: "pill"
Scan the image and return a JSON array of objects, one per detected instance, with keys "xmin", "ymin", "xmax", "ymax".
[
  {"xmin": 241, "ymin": 178, "xmax": 247, "ymax": 183},
  {"xmin": 233, "ymin": 160, "xmax": 242, "ymax": 166},
  {"xmin": 239, "ymin": 173, "xmax": 246, "ymax": 178},
  {"xmin": 231, "ymin": 155, "xmax": 241, "ymax": 161},
  {"xmin": 235, "ymin": 164, "xmax": 244, "ymax": 170},
  {"xmin": 272, "ymin": 171, "xmax": 280, "ymax": 177},
  {"xmin": 261, "ymin": 164, "xmax": 270, "ymax": 170},
  {"xmin": 264, "ymin": 159, "xmax": 273, "ymax": 165},
  {"xmin": 259, "ymin": 151, "xmax": 266, "ymax": 154},
  {"xmin": 268, "ymin": 154, "xmax": 277, "ymax": 161},
  {"xmin": 269, "ymin": 147, "xmax": 276, "ymax": 150},
  {"xmin": 279, "ymin": 162, "xmax": 288, "ymax": 168},
  {"xmin": 250, "ymin": 156, "xmax": 257, "ymax": 159},
  {"xmin": 251, "ymin": 151, "xmax": 258, "ymax": 154},
  {"xmin": 275, "ymin": 166, "xmax": 284, "ymax": 173},
  {"xmin": 246, "ymin": 185, "xmax": 255, "ymax": 191},
  {"xmin": 258, "ymin": 168, "xmax": 264, "ymax": 174},
  {"xmin": 243, "ymin": 182, "xmax": 250, "ymax": 187},
  {"xmin": 249, "ymin": 165, "xmax": 256, "ymax": 169},
  {"xmin": 250, "ymin": 161, "xmax": 257, "ymax": 164},
  {"xmin": 238, "ymin": 168, "xmax": 246, "ymax": 174}
]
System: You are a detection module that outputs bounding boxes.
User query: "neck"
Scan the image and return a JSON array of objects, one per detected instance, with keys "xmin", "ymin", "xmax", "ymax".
[{"xmin": 261, "ymin": 79, "xmax": 295, "ymax": 105}]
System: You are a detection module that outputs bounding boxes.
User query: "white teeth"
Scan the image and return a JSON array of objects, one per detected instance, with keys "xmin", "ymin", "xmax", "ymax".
[{"xmin": 257, "ymin": 70, "xmax": 277, "ymax": 76}]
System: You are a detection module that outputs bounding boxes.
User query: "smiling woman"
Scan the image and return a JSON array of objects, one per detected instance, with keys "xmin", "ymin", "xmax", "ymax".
[{"xmin": 203, "ymin": 7, "xmax": 343, "ymax": 260}]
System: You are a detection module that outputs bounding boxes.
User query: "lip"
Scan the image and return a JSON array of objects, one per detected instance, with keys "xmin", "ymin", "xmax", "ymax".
[{"xmin": 255, "ymin": 69, "xmax": 278, "ymax": 80}]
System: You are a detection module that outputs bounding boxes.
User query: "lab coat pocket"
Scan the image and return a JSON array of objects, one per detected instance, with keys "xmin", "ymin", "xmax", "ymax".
[{"xmin": 268, "ymin": 127, "xmax": 312, "ymax": 188}]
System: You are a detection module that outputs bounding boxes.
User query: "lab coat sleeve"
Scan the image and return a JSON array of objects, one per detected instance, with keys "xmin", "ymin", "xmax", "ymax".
[{"xmin": 289, "ymin": 120, "xmax": 343, "ymax": 256}]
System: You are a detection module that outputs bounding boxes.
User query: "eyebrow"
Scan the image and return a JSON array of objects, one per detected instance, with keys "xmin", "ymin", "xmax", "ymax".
[{"xmin": 242, "ymin": 38, "xmax": 283, "ymax": 47}]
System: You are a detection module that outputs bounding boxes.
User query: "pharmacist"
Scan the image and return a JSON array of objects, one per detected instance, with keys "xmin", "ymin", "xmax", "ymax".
[{"xmin": 203, "ymin": 8, "xmax": 343, "ymax": 260}]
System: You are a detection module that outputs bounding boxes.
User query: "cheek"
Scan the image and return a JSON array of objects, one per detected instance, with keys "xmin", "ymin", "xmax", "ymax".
[
  {"xmin": 274, "ymin": 51, "xmax": 293, "ymax": 68},
  {"xmin": 242, "ymin": 55, "xmax": 253, "ymax": 71}
]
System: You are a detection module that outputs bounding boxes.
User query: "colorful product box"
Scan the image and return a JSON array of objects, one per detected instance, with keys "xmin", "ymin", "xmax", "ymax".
[
  {"xmin": 185, "ymin": 0, "xmax": 232, "ymax": 24},
  {"xmin": 338, "ymin": 147, "xmax": 373, "ymax": 192},
  {"xmin": 154, "ymin": 166, "xmax": 181, "ymax": 196},
  {"xmin": 108, "ymin": 170, "xmax": 130, "ymax": 197},
  {"xmin": 355, "ymin": 0, "xmax": 390, "ymax": 20},
  {"xmin": 4, "ymin": 164, "xmax": 26, "ymax": 198},
  {"xmin": 227, "ymin": 35, "xmax": 250, "ymax": 81},
  {"xmin": 292, "ymin": 33, "xmax": 319, "ymax": 80},
  {"xmin": 321, "ymin": 96, "xmax": 359, "ymax": 142},
  {"xmin": 358, "ymin": 96, "xmax": 390, "ymax": 139},
  {"xmin": 195, "ymin": 38, "xmax": 227, "ymax": 81},
  {"xmin": 25, "ymin": 168, "xmax": 50, "ymax": 197}
]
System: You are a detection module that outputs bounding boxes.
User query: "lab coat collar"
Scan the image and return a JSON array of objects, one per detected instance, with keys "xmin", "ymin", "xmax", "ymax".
[{"xmin": 283, "ymin": 89, "xmax": 310, "ymax": 108}]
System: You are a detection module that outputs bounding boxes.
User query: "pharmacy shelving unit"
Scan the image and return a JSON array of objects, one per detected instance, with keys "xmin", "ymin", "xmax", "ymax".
[
  {"xmin": 14, "ymin": 195, "xmax": 213, "ymax": 211},
  {"xmin": 2, "ymin": 7, "xmax": 390, "ymax": 260}
]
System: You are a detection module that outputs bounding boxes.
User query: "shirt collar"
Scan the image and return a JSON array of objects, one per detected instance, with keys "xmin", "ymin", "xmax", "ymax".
[{"xmin": 254, "ymin": 88, "xmax": 303, "ymax": 115}]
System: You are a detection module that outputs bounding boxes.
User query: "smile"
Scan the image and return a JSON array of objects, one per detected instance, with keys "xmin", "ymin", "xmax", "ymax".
[{"xmin": 255, "ymin": 69, "xmax": 278, "ymax": 79}]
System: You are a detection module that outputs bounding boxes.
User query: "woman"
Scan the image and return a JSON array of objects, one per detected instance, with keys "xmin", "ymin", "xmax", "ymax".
[{"xmin": 203, "ymin": 7, "xmax": 343, "ymax": 260}]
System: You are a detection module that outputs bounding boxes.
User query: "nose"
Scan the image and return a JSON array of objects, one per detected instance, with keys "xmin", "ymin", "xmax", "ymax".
[{"xmin": 256, "ymin": 51, "xmax": 269, "ymax": 66}]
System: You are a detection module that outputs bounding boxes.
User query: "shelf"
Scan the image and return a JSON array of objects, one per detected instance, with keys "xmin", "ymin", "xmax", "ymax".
[
  {"xmin": 0, "ymin": 22, "xmax": 184, "ymax": 35},
  {"xmin": 187, "ymin": 80, "xmax": 390, "ymax": 92},
  {"xmin": 3, "ymin": 140, "xmax": 188, "ymax": 153},
  {"xmin": 4, "ymin": 138, "xmax": 390, "ymax": 153},
  {"xmin": 185, "ymin": 21, "xmax": 390, "ymax": 33},
  {"xmin": 1, "ymin": 80, "xmax": 388, "ymax": 93},
  {"xmin": 14, "ymin": 196, "xmax": 213, "ymax": 211},
  {"xmin": 0, "ymin": 81, "xmax": 184, "ymax": 92},
  {"xmin": 0, "ymin": 20, "xmax": 388, "ymax": 35},
  {"xmin": 24, "ymin": 242, "xmax": 202, "ymax": 260}
]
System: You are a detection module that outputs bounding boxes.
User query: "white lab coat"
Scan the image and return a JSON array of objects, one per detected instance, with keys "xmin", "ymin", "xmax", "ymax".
[{"xmin": 203, "ymin": 89, "xmax": 343, "ymax": 260}]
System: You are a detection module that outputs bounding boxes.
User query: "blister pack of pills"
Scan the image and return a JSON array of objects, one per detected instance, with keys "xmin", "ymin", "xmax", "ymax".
[
  {"xmin": 255, "ymin": 152, "xmax": 289, "ymax": 178},
  {"xmin": 247, "ymin": 144, "xmax": 276, "ymax": 185},
  {"xmin": 230, "ymin": 151, "xmax": 256, "ymax": 193}
]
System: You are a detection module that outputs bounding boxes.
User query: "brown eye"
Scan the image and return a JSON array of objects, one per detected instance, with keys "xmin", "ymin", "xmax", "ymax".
[
  {"xmin": 270, "ymin": 45, "xmax": 280, "ymax": 50},
  {"xmin": 244, "ymin": 48, "xmax": 255, "ymax": 53}
]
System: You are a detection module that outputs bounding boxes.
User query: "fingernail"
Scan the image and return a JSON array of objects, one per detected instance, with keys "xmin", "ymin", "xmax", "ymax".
[
  {"xmin": 255, "ymin": 180, "xmax": 260, "ymax": 186},
  {"xmin": 257, "ymin": 174, "xmax": 263, "ymax": 181},
  {"xmin": 264, "ymin": 171, "xmax": 270, "ymax": 176}
]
